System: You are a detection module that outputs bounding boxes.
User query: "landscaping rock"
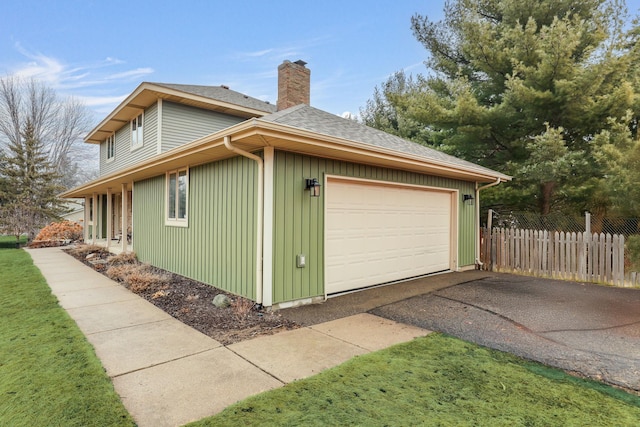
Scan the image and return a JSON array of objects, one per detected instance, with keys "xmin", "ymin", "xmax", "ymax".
[{"xmin": 212, "ymin": 294, "xmax": 231, "ymax": 308}]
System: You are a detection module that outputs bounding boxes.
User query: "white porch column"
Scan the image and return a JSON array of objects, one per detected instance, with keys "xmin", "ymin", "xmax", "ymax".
[
  {"xmin": 91, "ymin": 193, "xmax": 98, "ymax": 244},
  {"xmin": 98, "ymin": 195, "xmax": 104, "ymax": 239},
  {"xmin": 83, "ymin": 196, "xmax": 90, "ymax": 242},
  {"xmin": 121, "ymin": 183, "xmax": 128, "ymax": 253},
  {"xmin": 262, "ymin": 147, "xmax": 274, "ymax": 307},
  {"xmin": 106, "ymin": 188, "xmax": 112, "ymax": 248}
]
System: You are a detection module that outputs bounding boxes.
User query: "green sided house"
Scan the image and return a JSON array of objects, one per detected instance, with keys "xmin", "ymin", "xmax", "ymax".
[{"xmin": 62, "ymin": 60, "xmax": 510, "ymax": 309}]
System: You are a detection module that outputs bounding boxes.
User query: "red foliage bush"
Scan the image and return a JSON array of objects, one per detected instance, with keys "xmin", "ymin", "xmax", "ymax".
[{"xmin": 33, "ymin": 220, "xmax": 83, "ymax": 244}]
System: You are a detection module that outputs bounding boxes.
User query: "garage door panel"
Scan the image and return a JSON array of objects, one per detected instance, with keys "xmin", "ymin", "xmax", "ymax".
[{"xmin": 326, "ymin": 179, "xmax": 452, "ymax": 294}]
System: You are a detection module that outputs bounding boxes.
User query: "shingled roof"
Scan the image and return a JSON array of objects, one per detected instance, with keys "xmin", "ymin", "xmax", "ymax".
[
  {"xmin": 259, "ymin": 104, "xmax": 508, "ymax": 179},
  {"xmin": 151, "ymin": 82, "xmax": 277, "ymax": 113}
]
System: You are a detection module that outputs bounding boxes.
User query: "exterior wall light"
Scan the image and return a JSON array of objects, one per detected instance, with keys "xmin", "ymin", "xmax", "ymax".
[
  {"xmin": 305, "ymin": 178, "xmax": 321, "ymax": 197},
  {"xmin": 463, "ymin": 194, "xmax": 475, "ymax": 205}
]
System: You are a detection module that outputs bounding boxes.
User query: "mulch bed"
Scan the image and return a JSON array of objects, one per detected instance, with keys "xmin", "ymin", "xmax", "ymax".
[{"xmin": 62, "ymin": 245, "xmax": 300, "ymax": 345}]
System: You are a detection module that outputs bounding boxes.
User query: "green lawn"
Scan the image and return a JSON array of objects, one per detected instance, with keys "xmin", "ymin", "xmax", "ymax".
[
  {"xmin": 0, "ymin": 234, "xmax": 27, "ymax": 248},
  {"xmin": 189, "ymin": 334, "xmax": 640, "ymax": 427},
  {"xmin": 3, "ymin": 243, "xmax": 640, "ymax": 427},
  {"xmin": 0, "ymin": 247, "xmax": 134, "ymax": 427}
]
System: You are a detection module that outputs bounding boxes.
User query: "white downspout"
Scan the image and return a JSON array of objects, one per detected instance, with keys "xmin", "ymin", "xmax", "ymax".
[
  {"xmin": 475, "ymin": 178, "xmax": 501, "ymax": 267},
  {"xmin": 223, "ymin": 136, "xmax": 264, "ymax": 306}
]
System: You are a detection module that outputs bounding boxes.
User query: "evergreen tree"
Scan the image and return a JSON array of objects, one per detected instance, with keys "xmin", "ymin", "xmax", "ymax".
[
  {"xmin": 360, "ymin": 72, "xmax": 432, "ymax": 144},
  {"xmin": 365, "ymin": 0, "xmax": 640, "ymax": 216},
  {"xmin": 0, "ymin": 120, "xmax": 66, "ymax": 243},
  {"xmin": 0, "ymin": 77, "xmax": 93, "ymax": 190}
]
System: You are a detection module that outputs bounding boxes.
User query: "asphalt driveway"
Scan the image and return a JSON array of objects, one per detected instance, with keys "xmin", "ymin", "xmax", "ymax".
[{"xmin": 370, "ymin": 274, "xmax": 640, "ymax": 392}]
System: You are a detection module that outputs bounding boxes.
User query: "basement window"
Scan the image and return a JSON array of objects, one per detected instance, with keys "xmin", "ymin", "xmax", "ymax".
[{"xmin": 166, "ymin": 168, "xmax": 188, "ymax": 226}]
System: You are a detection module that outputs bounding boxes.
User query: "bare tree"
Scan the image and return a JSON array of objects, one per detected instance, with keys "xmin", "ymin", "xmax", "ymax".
[{"xmin": 0, "ymin": 76, "xmax": 94, "ymax": 189}]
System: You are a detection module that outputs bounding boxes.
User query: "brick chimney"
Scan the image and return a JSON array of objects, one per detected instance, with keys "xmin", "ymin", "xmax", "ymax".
[{"xmin": 277, "ymin": 60, "xmax": 310, "ymax": 111}]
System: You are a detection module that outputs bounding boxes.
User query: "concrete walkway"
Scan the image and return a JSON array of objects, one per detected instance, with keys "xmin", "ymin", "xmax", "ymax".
[{"xmin": 26, "ymin": 247, "xmax": 429, "ymax": 427}]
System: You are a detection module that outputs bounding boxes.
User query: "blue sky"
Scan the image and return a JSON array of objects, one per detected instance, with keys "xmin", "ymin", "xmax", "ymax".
[
  {"xmin": 0, "ymin": 0, "xmax": 440, "ymax": 122},
  {"xmin": 1, "ymin": 0, "xmax": 638, "ymax": 125}
]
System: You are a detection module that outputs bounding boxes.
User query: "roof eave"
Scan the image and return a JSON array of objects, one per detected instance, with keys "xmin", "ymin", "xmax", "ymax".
[
  {"xmin": 250, "ymin": 120, "xmax": 512, "ymax": 183},
  {"xmin": 84, "ymin": 83, "xmax": 275, "ymax": 144},
  {"xmin": 61, "ymin": 119, "xmax": 259, "ymax": 198},
  {"xmin": 62, "ymin": 119, "xmax": 510, "ymax": 198}
]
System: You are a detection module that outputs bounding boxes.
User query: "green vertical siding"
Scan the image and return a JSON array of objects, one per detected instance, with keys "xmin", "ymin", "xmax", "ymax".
[
  {"xmin": 133, "ymin": 156, "xmax": 257, "ymax": 299},
  {"xmin": 272, "ymin": 151, "xmax": 477, "ymax": 304}
]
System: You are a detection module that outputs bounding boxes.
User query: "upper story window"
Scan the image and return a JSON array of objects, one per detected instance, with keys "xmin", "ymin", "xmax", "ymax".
[
  {"xmin": 106, "ymin": 134, "xmax": 115, "ymax": 162},
  {"xmin": 131, "ymin": 113, "xmax": 143, "ymax": 150},
  {"xmin": 166, "ymin": 168, "xmax": 188, "ymax": 226}
]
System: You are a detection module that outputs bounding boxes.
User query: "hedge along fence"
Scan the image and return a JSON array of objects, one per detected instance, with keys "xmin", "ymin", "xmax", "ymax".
[{"xmin": 480, "ymin": 228, "xmax": 632, "ymax": 287}]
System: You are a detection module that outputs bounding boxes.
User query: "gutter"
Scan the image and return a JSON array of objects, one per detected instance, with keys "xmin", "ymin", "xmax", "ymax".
[
  {"xmin": 475, "ymin": 178, "xmax": 502, "ymax": 268},
  {"xmin": 223, "ymin": 136, "xmax": 264, "ymax": 306}
]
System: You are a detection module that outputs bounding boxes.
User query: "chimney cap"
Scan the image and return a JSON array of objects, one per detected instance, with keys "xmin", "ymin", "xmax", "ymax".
[{"xmin": 293, "ymin": 60, "xmax": 307, "ymax": 67}]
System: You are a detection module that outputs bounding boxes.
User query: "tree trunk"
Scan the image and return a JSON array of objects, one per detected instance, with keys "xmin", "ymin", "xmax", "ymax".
[{"xmin": 539, "ymin": 181, "xmax": 555, "ymax": 215}]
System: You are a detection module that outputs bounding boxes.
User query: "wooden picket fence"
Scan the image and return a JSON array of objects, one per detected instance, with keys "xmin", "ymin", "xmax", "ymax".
[{"xmin": 480, "ymin": 227, "xmax": 630, "ymax": 287}]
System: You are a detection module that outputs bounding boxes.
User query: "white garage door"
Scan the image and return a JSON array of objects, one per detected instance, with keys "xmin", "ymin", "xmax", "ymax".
[{"xmin": 325, "ymin": 178, "xmax": 452, "ymax": 294}]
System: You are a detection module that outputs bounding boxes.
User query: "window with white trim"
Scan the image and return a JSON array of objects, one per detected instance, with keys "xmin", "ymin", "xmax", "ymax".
[
  {"xmin": 166, "ymin": 168, "xmax": 188, "ymax": 226},
  {"xmin": 106, "ymin": 134, "xmax": 115, "ymax": 161},
  {"xmin": 131, "ymin": 113, "xmax": 143, "ymax": 149}
]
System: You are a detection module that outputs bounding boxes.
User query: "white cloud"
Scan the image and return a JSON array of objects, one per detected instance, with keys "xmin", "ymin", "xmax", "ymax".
[
  {"xmin": 1, "ymin": 44, "xmax": 157, "ymax": 123},
  {"xmin": 7, "ymin": 43, "xmax": 154, "ymax": 92},
  {"xmin": 104, "ymin": 57, "xmax": 125, "ymax": 65},
  {"xmin": 78, "ymin": 94, "xmax": 128, "ymax": 107},
  {"xmin": 105, "ymin": 68, "xmax": 154, "ymax": 80},
  {"xmin": 11, "ymin": 44, "xmax": 66, "ymax": 84},
  {"xmin": 402, "ymin": 61, "xmax": 426, "ymax": 74},
  {"xmin": 231, "ymin": 36, "xmax": 331, "ymax": 64},
  {"xmin": 238, "ymin": 48, "xmax": 274, "ymax": 58}
]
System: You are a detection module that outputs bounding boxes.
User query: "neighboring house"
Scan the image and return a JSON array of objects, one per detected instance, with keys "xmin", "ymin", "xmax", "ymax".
[
  {"xmin": 62, "ymin": 60, "xmax": 510, "ymax": 309},
  {"xmin": 62, "ymin": 199, "xmax": 85, "ymax": 224}
]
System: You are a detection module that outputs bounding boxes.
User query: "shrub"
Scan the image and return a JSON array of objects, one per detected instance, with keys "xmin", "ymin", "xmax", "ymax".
[
  {"xmin": 232, "ymin": 298, "xmax": 255, "ymax": 323},
  {"xmin": 108, "ymin": 251, "xmax": 138, "ymax": 265},
  {"xmin": 627, "ymin": 235, "xmax": 640, "ymax": 272},
  {"xmin": 67, "ymin": 244, "xmax": 109, "ymax": 258},
  {"xmin": 105, "ymin": 264, "xmax": 140, "ymax": 283},
  {"xmin": 109, "ymin": 264, "xmax": 171, "ymax": 294},
  {"xmin": 32, "ymin": 221, "xmax": 83, "ymax": 246}
]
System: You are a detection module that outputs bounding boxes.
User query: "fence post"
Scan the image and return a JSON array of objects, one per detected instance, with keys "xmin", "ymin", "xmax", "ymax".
[
  {"xmin": 552, "ymin": 231, "xmax": 559, "ymax": 278},
  {"xmin": 599, "ymin": 233, "xmax": 606, "ymax": 283},
  {"xmin": 616, "ymin": 235, "xmax": 625, "ymax": 286},
  {"xmin": 490, "ymin": 227, "xmax": 498, "ymax": 271},
  {"xmin": 585, "ymin": 211, "xmax": 591, "ymax": 235},
  {"xmin": 484, "ymin": 227, "xmax": 490, "ymax": 270},
  {"xmin": 577, "ymin": 232, "xmax": 585, "ymax": 282},
  {"xmin": 605, "ymin": 233, "xmax": 613, "ymax": 283}
]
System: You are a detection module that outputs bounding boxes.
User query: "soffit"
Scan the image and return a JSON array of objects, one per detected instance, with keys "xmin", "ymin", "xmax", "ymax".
[{"xmin": 63, "ymin": 121, "xmax": 510, "ymax": 198}]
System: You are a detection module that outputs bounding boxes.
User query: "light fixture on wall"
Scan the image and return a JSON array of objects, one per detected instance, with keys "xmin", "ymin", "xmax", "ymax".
[
  {"xmin": 463, "ymin": 194, "xmax": 475, "ymax": 205},
  {"xmin": 305, "ymin": 178, "xmax": 321, "ymax": 197}
]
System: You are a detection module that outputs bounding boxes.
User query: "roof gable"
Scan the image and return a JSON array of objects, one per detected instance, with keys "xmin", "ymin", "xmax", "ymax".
[{"xmin": 85, "ymin": 82, "xmax": 275, "ymax": 144}]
